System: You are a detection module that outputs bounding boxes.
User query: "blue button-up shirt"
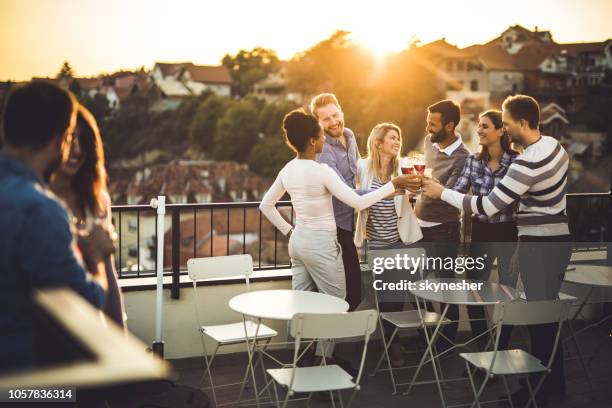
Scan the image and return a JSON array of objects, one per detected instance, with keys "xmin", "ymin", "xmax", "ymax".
[
  {"xmin": 451, "ymin": 151, "xmax": 518, "ymax": 223},
  {"xmin": 316, "ymin": 128, "xmax": 360, "ymax": 231},
  {"xmin": 0, "ymin": 153, "xmax": 105, "ymax": 372}
]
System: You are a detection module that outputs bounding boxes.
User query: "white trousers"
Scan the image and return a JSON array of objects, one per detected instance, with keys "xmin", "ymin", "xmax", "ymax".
[{"xmin": 288, "ymin": 227, "xmax": 347, "ymax": 357}]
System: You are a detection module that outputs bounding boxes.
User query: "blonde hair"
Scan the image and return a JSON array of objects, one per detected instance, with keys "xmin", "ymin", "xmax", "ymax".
[
  {"xmin": 366, "ymin": 123, "xmax": 402, "ymax": 182},
  {"xmin": 309, "ymin": 93, "xmax": 341, "ymax": 118}
]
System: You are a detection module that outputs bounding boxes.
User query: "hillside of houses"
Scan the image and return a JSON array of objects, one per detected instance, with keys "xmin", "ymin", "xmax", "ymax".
[{"xmin": 1, "ymin": 25, "xmax": 610, "ymax": 199}]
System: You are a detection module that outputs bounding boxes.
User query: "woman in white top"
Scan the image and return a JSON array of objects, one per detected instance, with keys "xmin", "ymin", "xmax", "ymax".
[
  {"xmin": 355, "ymin": 123, "xmax": 422, "ymax": 366},
  {"xmin": 260, "ymin": 110, "xmax": 410, "ymax": 300}
]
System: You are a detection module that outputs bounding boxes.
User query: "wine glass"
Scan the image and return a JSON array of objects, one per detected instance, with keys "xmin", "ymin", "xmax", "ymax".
[
  {"xmin": 413, "ymin": 153, "xmax": 426, "ymax": 176},
  {"xmin": 400, "ymin": 157, "xmax": 414, "ymax": 175}
]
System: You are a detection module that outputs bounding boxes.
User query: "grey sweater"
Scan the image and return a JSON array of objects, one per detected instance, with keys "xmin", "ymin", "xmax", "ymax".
[{"xmin": 415, "ymin": 135, "xmax": 470, "ymax": 223}]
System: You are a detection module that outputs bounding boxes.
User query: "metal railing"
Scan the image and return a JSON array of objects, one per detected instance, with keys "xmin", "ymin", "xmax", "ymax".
[{"xmin": 111, "ymin": 191, "xmax": 611, "ymax": 297}]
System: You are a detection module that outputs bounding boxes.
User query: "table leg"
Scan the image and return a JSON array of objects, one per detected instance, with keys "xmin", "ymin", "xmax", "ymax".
[
  {"xmin": 404, "ymin": 300, "xmax": 448, "ymax": 408},
  {"xmin": 242, "ymin": 315, "xmax": 261, "ymax": 407}
]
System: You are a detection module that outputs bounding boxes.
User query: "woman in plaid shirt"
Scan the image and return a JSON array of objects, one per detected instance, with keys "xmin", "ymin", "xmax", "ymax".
[{"xmin": 452, "ymin": 109, "xmax": 519, "ymax": 349}]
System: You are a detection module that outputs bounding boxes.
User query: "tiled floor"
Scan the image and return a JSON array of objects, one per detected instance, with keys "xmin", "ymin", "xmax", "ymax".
[{"xmin": 171, "ymin": 321, "xmax": 612, "ymax": 407}]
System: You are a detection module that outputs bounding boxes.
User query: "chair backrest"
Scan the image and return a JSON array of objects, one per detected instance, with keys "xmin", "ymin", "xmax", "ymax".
[
  {"xmin": 290, "ymin": 310, "xmax": 378, "ymax": 340},
  {"xmin": 187, "ymin": 254, "xmax": 254, "ymax": 282},
  {"xmin": 492, "ymin": 298, "xmax": 572, "ymax": 326}
]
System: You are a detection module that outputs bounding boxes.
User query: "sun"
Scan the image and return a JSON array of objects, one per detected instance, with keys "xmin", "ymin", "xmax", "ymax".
[{"xmin": 350, "ymin": 28, "xmax": 414, "ymax": 59}]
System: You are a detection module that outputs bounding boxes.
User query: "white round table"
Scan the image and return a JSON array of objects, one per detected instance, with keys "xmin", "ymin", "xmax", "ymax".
[
  {"xmin": 564, "ymin": 264, "xmax": 612, "ymax": 288},
  {"xmin": 229, "ymin": 289, "xmax": 349, "ymax": 407},
  {"xmin": 229, "ymin": 289, "xmax": 349, "ymax": 320}
]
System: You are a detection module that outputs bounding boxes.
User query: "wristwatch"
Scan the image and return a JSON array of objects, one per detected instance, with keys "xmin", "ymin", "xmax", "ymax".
[{"xmin": 287, "ymin": 229, "xmax": 293, "ymax": 238}]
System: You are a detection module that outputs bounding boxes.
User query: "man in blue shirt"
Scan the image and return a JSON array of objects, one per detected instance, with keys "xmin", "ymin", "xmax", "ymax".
[
  {"xmin": 310, "ymin": 93, "xmax": 362, "ymax": 311},
  {"xmin": 0, "ymin": 82, "xmax": 113, "ymax": 373}
]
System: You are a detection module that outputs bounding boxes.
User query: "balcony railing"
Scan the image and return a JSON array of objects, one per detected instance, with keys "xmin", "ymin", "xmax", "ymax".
[{"xmin": 111, "ymin": 192, "xmax": 611, "ymax": 297}]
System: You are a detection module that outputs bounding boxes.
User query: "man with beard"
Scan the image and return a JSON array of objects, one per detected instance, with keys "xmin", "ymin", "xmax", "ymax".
[
  {"xmin": 407, "ymin": 99, "xmax": 470, "ymax": 350},
  {"xmin": 422, "ymin": 95, "xmax": 571, "ymax": 406},
  {"xmin": 309, "ymin": 93, "xmax": 363, "ymax": 311},
  {"xmin": 0, "ymin": 82, "xmax": 113, "ymax": 372}
]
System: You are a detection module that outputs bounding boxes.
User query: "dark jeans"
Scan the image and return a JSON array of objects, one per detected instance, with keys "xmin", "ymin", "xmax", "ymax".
[
  {"xmin": 337, "ymin": 227, "xmax": 362, "ymax": 311},
  {"xmin": 466, "ymin": 218, "xmax": 518, "ymax": 349},
  {"xmin": 419, "ymin": 222, "xmax": 460, "ymax": 347},
  {"xmin": 370, "ymin": 240, "xmax": 414, "ymax": 342},
  {"xmin": 519, "ymin": 234, "xmax": 572, "ymax": 397}
]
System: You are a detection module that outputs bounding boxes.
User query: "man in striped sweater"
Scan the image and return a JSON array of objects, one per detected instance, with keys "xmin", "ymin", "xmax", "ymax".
[{"xmin": 423, "ymin": 95, "xmax": 571, "ymax": 407}]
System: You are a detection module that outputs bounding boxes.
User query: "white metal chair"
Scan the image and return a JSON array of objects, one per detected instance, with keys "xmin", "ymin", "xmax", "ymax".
[
  {"xmin": 459, "ymin": 298, "xmax": 572, "ymax": 408},
  {"xmin": 367, "ymin": 247, "xmax": 451, "ymax": 394},
  {"xmin": 267, "ymin": 309, "xmax": 378, "ymax": 408},
  {"xmin": 188, "ymin": 254, "xmax": 278, "ymax": 407}
]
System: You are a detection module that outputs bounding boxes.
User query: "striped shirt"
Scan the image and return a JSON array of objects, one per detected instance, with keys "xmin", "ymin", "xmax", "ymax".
[
  {"xmin": 441, "ymin": 136, "xmax": 569, "ymax": 237},
  {"xmin": 366, "ymin": 178, "xmax": 400, "ymax": 246},
  {"xmin": 451, "ymin": 151, "xmax": 517, "ymax": 223}
]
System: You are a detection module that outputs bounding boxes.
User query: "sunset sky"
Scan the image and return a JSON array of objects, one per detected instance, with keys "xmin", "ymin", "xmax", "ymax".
[{"xmin": 1, "ymin": 0, "xmax": 611, "ymax": 80}]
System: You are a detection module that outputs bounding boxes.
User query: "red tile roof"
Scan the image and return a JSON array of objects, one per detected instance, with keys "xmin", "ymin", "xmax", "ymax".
[
  {"xmin": 125, "ymin": 161, "xmax": 270, "ymax": 204},
  {"xmin": 76, "ymin": 77, "xmax": 102, "ymax": 90},
  {"xmin": 154, "ymin": 62, "xmax": 192, "ymax": 77},
  {"xmin": 184, "ymin": 65, "xmax": 232, "ymax": 84},
  {"xmin": 154, "ymin": 62, "xmax": 232, "ymax": 84},
  {"xmin": 556, "ymin": 40, "xmax": 612, "ymax": 57}
]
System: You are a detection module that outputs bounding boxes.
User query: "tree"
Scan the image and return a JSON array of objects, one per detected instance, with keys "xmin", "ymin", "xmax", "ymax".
[
  {"xmin": 247, "ymin": 135, "xmax": 293, "ymax": 178},
  {"xmin": 57, "ymin": 61, "xmax": 75, "ymax": 79},
  {"xmin": 222, "ymin": 47, "xmax": 281, "ymax": 97},
  {"xmin": 284, "ymin": 30, "xmax": 443, "ymax": 151},
  {"xmin": 189, "ymin": 94, "xmax": 231, "ymax": 152},
  {"xmin": 257, "ymin": 101, "xmax": 299, "ymax": 137},
  {"xmin": 248, "ymin": 101, "xmax": 299, "ymax": 177},
  {"xmin": 212, "ymin": 100, "xmax": 260, "ymax": 162},
  {"xmin": 81, "ymin": 93, "xmax": 112, "ymax": 124}
]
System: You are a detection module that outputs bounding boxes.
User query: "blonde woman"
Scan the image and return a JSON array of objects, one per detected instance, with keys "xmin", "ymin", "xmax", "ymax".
[
  {"xmin": 355, "ymin": 123, "xmax": 422, "ymax": 248},
  {"xmin": 354, "ymin": 123, "xmax": 422, "ymax": 366}
]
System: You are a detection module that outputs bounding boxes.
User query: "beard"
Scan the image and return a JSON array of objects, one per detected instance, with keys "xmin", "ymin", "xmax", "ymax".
[
  {"xmin": 325, "ymin": 121, "xmax": 344, "ymax": 138},
  {"xmin": 506, "ymin": 129, "xmax": 522, "ymax": 145},
  {"xmin": 430, "ymin": 127, "xmax": 448, "ymax": 144}
]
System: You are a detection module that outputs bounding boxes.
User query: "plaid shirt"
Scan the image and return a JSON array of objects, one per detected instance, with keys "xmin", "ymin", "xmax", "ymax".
[{"xmin": 452, "ymin": 151, "xmax": 517, "ymax": 223}]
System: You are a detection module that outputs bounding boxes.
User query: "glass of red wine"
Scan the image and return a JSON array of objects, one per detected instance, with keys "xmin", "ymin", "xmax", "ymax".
[
  {"xmin": 400, "ymin": 157, "xmax": 414, "ymax": 175},
  {"xmin": 413, "ymin": 154, "xmax": 426, "ymax": 176}
]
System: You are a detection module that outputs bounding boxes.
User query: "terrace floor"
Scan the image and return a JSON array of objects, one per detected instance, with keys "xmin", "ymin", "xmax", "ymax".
[{"xmin": 170, "ymin": 320, "xmax": 612, "ymax": 407}]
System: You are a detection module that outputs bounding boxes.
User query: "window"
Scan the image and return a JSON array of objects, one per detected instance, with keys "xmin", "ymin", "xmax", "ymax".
[
  {"xmin": 457, "ymin": 61, "xmax": 465, "ymax": 71},
  {"xmin": 470, "ymin": 80, "xmax": 479, "ymax": 91},
  {"xmin": 445, "ymin": 61, "xmax": 453, "ymax": 72},
  {"xmin": 128, "ymin": 246, "xmax": 138, "ymax": 258},
  {"xmin": 128, "ymin": 219, "xmax": 138, "ymax": 232}
]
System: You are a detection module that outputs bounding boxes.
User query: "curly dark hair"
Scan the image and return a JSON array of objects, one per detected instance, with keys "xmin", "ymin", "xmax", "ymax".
[{"xmin": 282, "ymin": 108, "xmax": 321, "ymax": 153}]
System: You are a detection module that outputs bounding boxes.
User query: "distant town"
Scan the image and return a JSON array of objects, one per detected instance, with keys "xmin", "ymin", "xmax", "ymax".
[{"xmin": 1, "ymin": 24, "xmax": 611, "ymax": 208}]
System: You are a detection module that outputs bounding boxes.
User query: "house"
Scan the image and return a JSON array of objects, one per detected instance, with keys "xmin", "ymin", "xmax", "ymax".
[
  {"xmin": 252, "ymin": 62, "xmax": 303, "ymax": 104},
  {"xmin": 72, "ymin": 77, "xmax": 103, "ymax": 98},
  {"xmin": 420, "ymin": 26, "xmax": 611, "ymax": 142},
  {"xmin": 124, "ymin": 160, "xmax": 271, "ymax": 205},
  {"xmin": 152, "ymin": 62, "xmax": 192, "ymax": 82},
  {"xmin": 151, "ymin": 62, "xmax": 233, "ymax": 99},
  {"xmin": 179, "ymin": 64, "xmax": 232, "ymax": 97},
  {"xmin": 539, "ymin": 102, "xmax": 569, "ymax": 139}
]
